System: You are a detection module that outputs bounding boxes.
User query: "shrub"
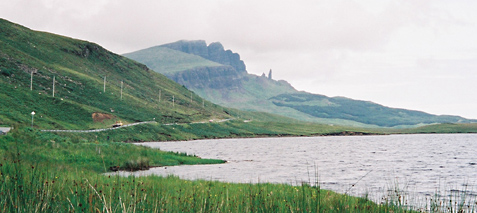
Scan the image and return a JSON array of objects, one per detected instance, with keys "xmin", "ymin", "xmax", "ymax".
[{"xmin": 122, "ymin": 157, "xmax": 150, "ymax": 171}]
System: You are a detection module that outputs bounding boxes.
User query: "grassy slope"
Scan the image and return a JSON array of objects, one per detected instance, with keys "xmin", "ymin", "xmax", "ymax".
[
  {"xmin": 0, "ymin": 18, "xmax": 235, "ymax": 130},
  {"xmin": 123, "ymin": 46, "xmax": 223, "ymax": 75}
]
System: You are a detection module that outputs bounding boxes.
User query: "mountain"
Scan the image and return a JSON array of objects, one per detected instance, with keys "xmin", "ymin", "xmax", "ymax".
[
  {"xmin": 0, "ymin": 19, "xmax": 238, "ymax": 129},
  {"xmin": 124, "ymin": 41, "xmax": 297, "ymax": 107},
  {"xmin": 124, "ymin": 40, "xmax": 476, "ymax": 127}
]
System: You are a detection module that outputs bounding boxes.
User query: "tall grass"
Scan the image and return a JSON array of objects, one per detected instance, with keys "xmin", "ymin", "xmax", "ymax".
[
  {"xmin": 421, "ymin": 183, "xmax": 477, "ymax": 212},
  {"xmin": 362, "ymin": 177, "xmax": 477, "ymax": 212},
  {"xmin": 0, "ymin": 127, "xmax": 417, "ymax": 212},
  {"xmin": 1, "ymin": 159, "xmax": 415, "ymax": 212}
]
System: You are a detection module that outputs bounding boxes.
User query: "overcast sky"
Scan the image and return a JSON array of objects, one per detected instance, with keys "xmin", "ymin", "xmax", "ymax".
[{"xmin": 2, "ymin": 0, "xmax": 477, "ymax": 118}]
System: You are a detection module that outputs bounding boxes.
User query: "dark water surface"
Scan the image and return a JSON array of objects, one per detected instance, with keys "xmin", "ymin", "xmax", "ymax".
[{"xmin": 119, "ymin": 134, "xmax": 477, "ymax": 204}]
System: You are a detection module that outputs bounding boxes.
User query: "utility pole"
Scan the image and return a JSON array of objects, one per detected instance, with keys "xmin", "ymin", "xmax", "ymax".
[
  {"xmin": 52, "ymin": 76, "xmax": 55, "ymax": 97},
  {"xmin": 30, "ymin": 71, "xmax": 33, "ymax": 91},
  {"xmin": 120, "ymin": 80, "xmax": 123, "ymax": 100},
  {"xmin": 103, "ymin": 76, "xmax": 106, "ymax": 93},
  {"xmin": 172, "ymin": 95, "xmax": 175, "ymax": 108},
  {"xmin": 159, "ymin": 90, "xmax": 161, "ymax": 102}
]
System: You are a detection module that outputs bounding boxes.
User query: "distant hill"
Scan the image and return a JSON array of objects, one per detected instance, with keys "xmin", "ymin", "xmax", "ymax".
[
  {"xmin": 124, "ymin": 40, "xmax": 476, "ymax": 127},
  {"xmin": 270, "ymin": 93, "xmax": 470, "ymax": 127},
  {"xmin": 0, "ymin": 19, "xmax": 237, "ymax": 129}
]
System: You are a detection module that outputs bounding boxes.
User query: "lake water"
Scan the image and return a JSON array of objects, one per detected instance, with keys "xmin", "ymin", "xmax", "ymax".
[{"xmin": 118, "ymin": 134, "xmax": 477, "ymax": 207}]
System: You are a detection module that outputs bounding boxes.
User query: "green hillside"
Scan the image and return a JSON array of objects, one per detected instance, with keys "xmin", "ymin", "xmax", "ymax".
[
  {"xmin": 0, "ymin": 19, "xmax": 232, "ymax": 130},
  {"xmin": 124, "ymin": 40, "xmax": 476, "ymax": 127}
]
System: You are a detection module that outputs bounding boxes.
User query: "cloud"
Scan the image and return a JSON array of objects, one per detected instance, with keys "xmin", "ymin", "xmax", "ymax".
[
  {"xmin": 39, "ymin": 0, "xmax": 110, "ymax": 19},
  {"xmin": 207, "ymin": 0, "xmax": 445, "ymax": 53}
]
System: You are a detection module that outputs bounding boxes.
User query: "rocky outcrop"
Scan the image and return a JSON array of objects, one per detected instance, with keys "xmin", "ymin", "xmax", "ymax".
[
  {"xmin": 161, "ymin": 40, "xmax": 246, "ymax": 73},
  {"xmin": 207, "ymin": 42, "xmax": 246, "ymax": 72},
  {"xmin": 92, "ymin": 112, "xmax": 115, "ymax": 123}
]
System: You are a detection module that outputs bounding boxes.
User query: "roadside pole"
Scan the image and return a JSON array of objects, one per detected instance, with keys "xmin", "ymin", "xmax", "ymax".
[
  {"xmin": 31, "ymin": 111, "xmax": 35, "ymax": 127},
  {"xmin": 52, "ymin": 76, "xmax": 55, "ymax": 97},
  {"xmin": 30, "ymin": 71, "xmax": 33, "ymax": 90},
  {"xmin": 103, "ymin": 76, "xmax": 106, "ymax": 92}
]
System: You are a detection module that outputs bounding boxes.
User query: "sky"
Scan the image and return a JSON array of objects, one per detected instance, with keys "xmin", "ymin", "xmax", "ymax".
[{"xmin": 2, "ymin": 0, "xmax": 477, "ymax": 118}]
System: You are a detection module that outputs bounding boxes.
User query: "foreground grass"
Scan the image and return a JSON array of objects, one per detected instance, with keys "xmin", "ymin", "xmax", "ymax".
[
  {"xmin": 0, "ymin": 128, "xmax": 415, "ymax": 212},
  {"xmin": 0, "ymin": 163, "xmax": 412, "ymax": 212}
]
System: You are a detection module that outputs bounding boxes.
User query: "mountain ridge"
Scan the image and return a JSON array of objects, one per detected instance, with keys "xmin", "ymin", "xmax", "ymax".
[{"xmin": 124, "ymin": 40, "xmax": 476, "ymax": 127}]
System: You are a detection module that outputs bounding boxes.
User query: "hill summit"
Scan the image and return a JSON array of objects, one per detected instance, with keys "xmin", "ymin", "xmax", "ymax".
[{"xmin": 160, "ymin": 40, "xmax": 246, "ymax": 73}]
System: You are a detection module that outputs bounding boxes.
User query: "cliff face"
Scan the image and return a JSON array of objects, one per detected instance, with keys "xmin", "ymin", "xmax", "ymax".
[
  {"xmin": 207, "ymin": 42, "xmax": 246, "ymax": 72},
  {"xmin": 161, "ymin": 40, "xmax": 246, "ymax": 73}
]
